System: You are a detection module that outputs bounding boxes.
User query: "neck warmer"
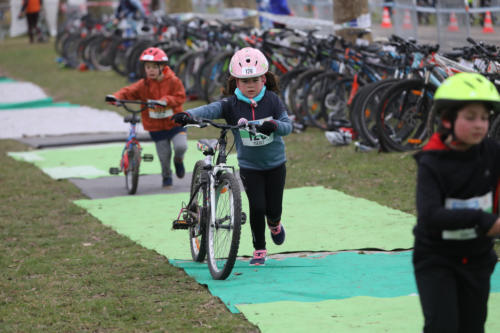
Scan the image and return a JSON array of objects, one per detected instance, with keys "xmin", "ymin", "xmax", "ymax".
[{"xmin": 235, "ymin": 86, "xmax": 266, "ymax": 108}]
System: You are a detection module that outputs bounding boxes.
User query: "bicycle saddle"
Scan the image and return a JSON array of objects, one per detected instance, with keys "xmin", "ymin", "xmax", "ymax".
[{"xmin": 197, "ymin": 139, "xmax": 218, "ymax": 155}]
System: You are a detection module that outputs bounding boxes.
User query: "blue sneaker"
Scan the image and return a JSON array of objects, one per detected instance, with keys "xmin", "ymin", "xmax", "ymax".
[
  {"xmin": 162, "ymin": 177, "xmax": 173, "ymax": 188},
  {"xmin": 174, "ymin": 160, "xmax": 185, "ymax": 178},
  {"xmin": 269, "ymin": 223, "xmax": 285, "ymax": 245},
  {"xmin": 249, "ymin": 250, "xmax": 267, "ymax": 266}
]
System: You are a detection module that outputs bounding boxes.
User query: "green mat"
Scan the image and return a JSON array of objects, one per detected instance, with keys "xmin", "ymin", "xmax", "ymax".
[
  {"xmin": 0, "ymin": 97, "xmax": 78, "ymax": 110},
  {"xmin": 0, "ymin": 77, "xmax": 15, "ymax": 83},
  {"xmin": 9, "ymin": 140, "xmax": 230, "ymax": 179},
  {"xmin": 74, "ymin": 186, "xmax": 415, "ymax": 261},
  {"xmin": 171, "ymin": 252, "xmax": 500, "ymax": 313},
  {"xmin": 237, "ymin": 293, "xmax": 500, "ymax": 333}
]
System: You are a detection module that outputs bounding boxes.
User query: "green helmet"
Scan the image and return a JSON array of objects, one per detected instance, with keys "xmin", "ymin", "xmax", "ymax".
[{"xmin": 433, "ymin": 72, "xmax": 500, "ymax": 118}]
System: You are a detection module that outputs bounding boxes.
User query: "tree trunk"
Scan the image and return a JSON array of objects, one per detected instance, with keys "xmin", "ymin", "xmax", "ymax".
[
  {"xmin": 333, "ymin": 0, "xmax": 372, "ymax": 43},
  {"xmin": 165, "ymin": 0, "xmax": 192, "ymax": 13},
  {"xmin": 223, "ymin": 0, "xmax": 259, "ymax": 28}
]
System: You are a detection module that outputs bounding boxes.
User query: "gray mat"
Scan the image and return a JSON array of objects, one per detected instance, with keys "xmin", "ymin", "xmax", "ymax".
[
  {"xmin": 69, "ymin": 173, "xmax": 191, "ymax": 199},
  {"xmin": 70, "ymin": 172, "xmax": 244, "ymax": 199},
  {"xmin": 17, "ymin": 132, "xmax": 151, "ymax": 148}
]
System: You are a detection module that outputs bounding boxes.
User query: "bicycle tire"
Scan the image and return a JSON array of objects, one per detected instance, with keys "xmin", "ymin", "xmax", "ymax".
[
  {"xmin": 88, "ymin": 35, "xmax": 113, "ymax": 71},
  {"xmin": 323, "ymin": 76, "xmax": 353, "ymax": 128},
  {"xmin": 376, "ymin": 79, "xmax": 436, "ymax": 152},
  {"xmin": 354, "ymin": 79, "xmax": 399, "ymax": 146},
  {"xmin": 125, "ymin": 145, "xmax": 140, "ymax": 194},
  {"xmin": 189, "ymin": 160, "xmax": 207, "ymax": 262},
  {"xmin": 206, "ymin": 172, "xmax": 242, "ymax": 280},
  {"xmin": 279, "ymin": 67, "xmax": 308, "ymax": 113},
  {"xmin": 287, "ymin": 68, "xmax": 324, "ymax": 124},
  {"xmin": 302, "ymin": 71, "xmax": 340, "ymax": 130},
  {"xmin": 202, "ymin": 51, "xmax": 233, "ymax": 103}
]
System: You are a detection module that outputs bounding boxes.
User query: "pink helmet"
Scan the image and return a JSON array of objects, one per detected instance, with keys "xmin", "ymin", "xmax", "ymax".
[
  {"xmin": 229, "ymin": 47, "xmax": 269, "ymax": 78},
  {"xmin": 139, "ymin": 47, "xmax": 168, "ymax": 63}
]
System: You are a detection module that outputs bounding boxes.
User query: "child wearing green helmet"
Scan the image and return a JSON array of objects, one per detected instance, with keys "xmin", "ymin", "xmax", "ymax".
[{"xmin": 413, "ymin": 72, "xmax": 500, "ymax": 332}]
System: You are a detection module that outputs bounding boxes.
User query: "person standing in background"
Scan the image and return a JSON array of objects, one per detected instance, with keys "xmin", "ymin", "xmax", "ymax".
[{"xmin": 18, "ymin": 0, "xmax": 42, "ymax": 43}]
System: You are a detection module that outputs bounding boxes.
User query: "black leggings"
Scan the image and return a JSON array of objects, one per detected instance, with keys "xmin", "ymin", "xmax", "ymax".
[
  {"xmin": 239, "ymin": 163, "xmax": 286, "ymax": 250},
  {"xmin": 413, "ymin": 248, "xmax": 497, "ymax": 333},
  {"xmin": 26, "ymin": 12, "xmax": 39, "ymax": 43}
]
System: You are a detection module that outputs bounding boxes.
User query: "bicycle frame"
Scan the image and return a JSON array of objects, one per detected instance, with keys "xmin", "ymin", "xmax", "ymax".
[{"xmin": 120, "ymin": 121, "xmax": 142, "ymax": 172}]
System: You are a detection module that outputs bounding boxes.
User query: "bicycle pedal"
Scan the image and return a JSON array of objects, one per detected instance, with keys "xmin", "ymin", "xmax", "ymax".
[
  {"xmin": 241, "ymin": 212, "xmax": 247, "ymax": 225},
  {"xmin": 142, "ymin": 154, "xmax": 154, "ymax": 162},
  {"xmin": 172, "ymin": 219, "xmax": 190, "ymax": 230},
  {"xmin": 109, "ymin": 167, "xmax": 120, "ymax": 175}
]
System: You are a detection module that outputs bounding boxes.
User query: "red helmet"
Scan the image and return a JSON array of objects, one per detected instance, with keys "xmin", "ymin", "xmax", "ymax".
[{"xmin": 139, "ymin": 47, "xmax": 168, "ymax": 63}]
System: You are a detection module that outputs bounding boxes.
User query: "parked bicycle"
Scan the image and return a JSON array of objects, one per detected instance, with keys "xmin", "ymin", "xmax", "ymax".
[
  {"xmin": 105, "ymin": 96, "xmax": 164, "ymax": 194},
  {"xmin": 172, "ymin": 118, "xmax": 251, "ymax": 280}
]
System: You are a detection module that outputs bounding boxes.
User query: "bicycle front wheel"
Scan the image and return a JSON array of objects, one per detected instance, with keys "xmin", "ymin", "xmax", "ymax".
[
  {"xmin": 206, "ymin": 172, "xmax": 242, "ymax": 280},
  {"xmin": 125, "ymin": 145, "xmax": 140, "ymax": 194},
  {"xmin": 189, "ymin": 161, "xmax": 207, "ymax": 262}
]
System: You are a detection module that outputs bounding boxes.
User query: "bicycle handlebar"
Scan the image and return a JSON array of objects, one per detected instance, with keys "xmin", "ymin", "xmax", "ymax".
[
  {"xmin": 186, "ymin": 118, "xmax": 262, "ymax": 137},
  {"xmin": 105, "ymin": 95, "xmax": 166, "ymax": 113}
]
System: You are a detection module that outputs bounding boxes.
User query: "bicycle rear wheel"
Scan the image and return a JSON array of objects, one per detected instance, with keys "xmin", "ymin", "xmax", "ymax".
[
  {"xmin": 189, "ymin": 161, "xmax": 207, "ymax": 262},
  {"xmin": 206, "ymin": 172, "xmax": 242, "ymax": 280},
  {"xmin": 125, "ymin": 145, "xmax": 140, "ymax": 194}
]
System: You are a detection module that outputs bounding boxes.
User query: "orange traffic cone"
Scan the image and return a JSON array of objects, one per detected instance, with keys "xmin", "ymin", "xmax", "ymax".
[
  {"xmin": 381, "ymin": 7, "xmax": 392, "ymax": 28},
  {"xmin": 448, "ymin": 12, "xmax": 459, "ymax": 32},
  {"xmin": 482, "ymin": 11, "xmax": 495, "ymax": 33},
  {"xmin": 403, "ymin": 9, "xmax": 413, "ymax": 30}
]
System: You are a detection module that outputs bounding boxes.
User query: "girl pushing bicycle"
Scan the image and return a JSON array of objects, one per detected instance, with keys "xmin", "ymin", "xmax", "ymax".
[
  {"xmin": 108, "ymin": 47, "xmax": 187, "ymax": 188},
  {"xmin": 173, "ymin": 47, "xmax": 292, "ymax": 266},
  {"xmin": 413, "ymin": 72, "xmax": 500, "ymax": 332}
]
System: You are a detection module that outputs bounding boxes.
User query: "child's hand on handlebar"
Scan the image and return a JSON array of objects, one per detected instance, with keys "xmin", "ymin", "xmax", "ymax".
[
  {"xmin": 105, "ymin": 95, "xmax": 118, "ymax": 105},
  {"xmin": 172, "ymin": 112, "xmax": 194, "ymax": 126},
  {"xmin": 256, "ymin": 120, "xmax": 277, "ymax": 135}
]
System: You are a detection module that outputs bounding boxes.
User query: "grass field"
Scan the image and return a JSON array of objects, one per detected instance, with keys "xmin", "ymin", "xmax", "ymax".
[{"xmin": 0, "ymin": 36, "xmax": 496, "ymax": 331}]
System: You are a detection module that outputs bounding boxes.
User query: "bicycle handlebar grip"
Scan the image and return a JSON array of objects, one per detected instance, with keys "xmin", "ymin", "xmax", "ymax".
[
  {"xmin": 466, "ymin": 37, "xmax": 476, "ymax": 45},
  {"xmin": 105, "ymin": 95, "xmax": 117, "ymax": 103}
]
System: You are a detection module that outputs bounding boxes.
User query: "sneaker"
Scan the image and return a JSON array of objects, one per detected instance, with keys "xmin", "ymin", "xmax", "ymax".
[
  {"xmin": 269, "ymin": 223, "xmax": 285, "ymax": 245},
  {"xmin": 174, "ymin": 160, "xmax": 185, "ymax": 178},
  {"xmin": 162, "ymin": 177, "xmax": 173, "ymax": 188},
  {"xmin": 249, "ymin": 249, "xmax": 267, "ymax": 266}
]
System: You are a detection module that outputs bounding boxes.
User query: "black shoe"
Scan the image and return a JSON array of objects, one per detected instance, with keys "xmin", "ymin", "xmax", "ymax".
[
  {"xmin": 162, "ymin": 177, "xmax": 173, "ymax": 187},
  {"xmin": 174, "ymin": 161, "xmax": 185, "ymax": 178}
]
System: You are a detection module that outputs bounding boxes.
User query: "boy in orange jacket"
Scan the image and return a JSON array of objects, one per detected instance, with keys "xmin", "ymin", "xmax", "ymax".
[{"xmin": 108, "ymin": 47, "xmax": 187, "ymax": 187}]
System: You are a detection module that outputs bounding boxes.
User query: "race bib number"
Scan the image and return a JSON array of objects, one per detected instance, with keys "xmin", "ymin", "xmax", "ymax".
[
  {"xmin": 445, "ymin": 192, "xmax": 492, "ymax": 212},
  {"xmin": 240, "ymin": 129, "xmax": 273, "ymax": 147},
  {"xmin": 242, "ymin": 66, "xmax": 257, "ymax": 76},
  {"xmin": 149, "ymin": 108, "xmax": 173, "ymax": 119},
  {"xmin": 239, "ymin": 118, "xmax": 274, "ymax": 147},
  {"xmin": 442, "ymin": 192, "xmax": 492, "ymax": 240}
]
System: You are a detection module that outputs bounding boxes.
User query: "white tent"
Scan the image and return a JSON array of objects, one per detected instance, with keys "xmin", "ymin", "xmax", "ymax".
[{"xmin": 9, "ymin": 0, "xmax": 87, "ymax": 37}]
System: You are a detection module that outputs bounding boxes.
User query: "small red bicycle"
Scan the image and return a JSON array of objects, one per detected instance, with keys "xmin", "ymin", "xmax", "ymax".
[{"xmin": 106, "ymin": 95, "xmax": 165, "ymax": 194}]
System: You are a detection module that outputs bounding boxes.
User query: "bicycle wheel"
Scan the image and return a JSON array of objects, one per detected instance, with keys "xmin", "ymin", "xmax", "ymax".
[
  {"xmin": 189, "ymin": 160, "xmax": 207, "ymax": 262},
  {"xmin": 125, "ymin": 145, "xmax": 140, "ymax": 194},
  {"xmin": 206, "ymin": 172, "xmax": 242, "ymax": 280},
  {"xmin": 355, "ymin": 79, "xmax": 399, "ymax": 146},
  {"xmin": 376, "ymin": 79, "xmax": 436, "ymax": 152},
  {"xmin": 302, "ymin": 71, "xmax": 339, "ymax": 130}
]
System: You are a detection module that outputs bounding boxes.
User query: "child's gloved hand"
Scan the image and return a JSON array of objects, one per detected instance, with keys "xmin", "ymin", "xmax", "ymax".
[
  {"xmin": 256, "ymin": 121, "xmax": 277, "ymax": 136},
  {"xmin": 105, "ymin": 95, "xmax": 118, "ymax": 105},
  {"xmin": 172, "ymin": 112, "xmax": 193, "ymax": 126}
]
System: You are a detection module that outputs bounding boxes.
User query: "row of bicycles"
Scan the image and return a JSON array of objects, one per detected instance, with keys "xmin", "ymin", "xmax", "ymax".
[{"xmin": 55, "ymin": 11, "xmax": 500, "ymax": 154}]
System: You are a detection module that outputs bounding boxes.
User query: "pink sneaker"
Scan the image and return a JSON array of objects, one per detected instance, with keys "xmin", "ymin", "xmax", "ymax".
[
  {"xmin": 269, "ymin": 223, "xmax": 285, "ymax": 245},
  {"xmin": 250, "ymin": 249, "xmax": 267, "ymax": 265}
]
